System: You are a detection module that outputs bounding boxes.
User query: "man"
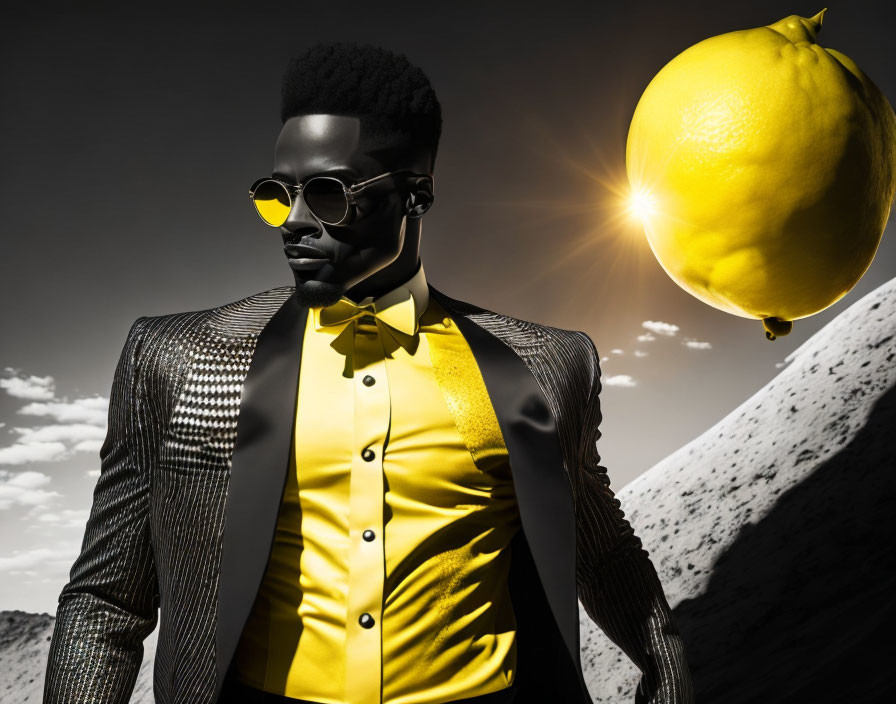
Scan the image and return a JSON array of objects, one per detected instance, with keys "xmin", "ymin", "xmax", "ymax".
[{"xmin": 43, "ymin": 41, "xmax": 693, "ymax": 704}]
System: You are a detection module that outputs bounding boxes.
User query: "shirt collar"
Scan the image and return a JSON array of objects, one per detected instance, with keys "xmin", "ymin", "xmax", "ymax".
[{"xmin": 312, "ymin": 260, "xmax": 430, "ymax": 337}]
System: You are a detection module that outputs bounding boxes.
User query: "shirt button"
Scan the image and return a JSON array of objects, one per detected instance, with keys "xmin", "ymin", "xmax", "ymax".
[
  {"xmin": 363, "ymin": 529, "xmax": 375, "ymax": 542},
  {"xmin": 362, "ymin": 448, "xmax": 376, "ymax": 462},
  {"xmin": 359, "ymin": 613, "xmax": 375, "ymax": 628},
  {"xmin": 362, "ymin": 375, "xmax": 376, "ymax": 386}
]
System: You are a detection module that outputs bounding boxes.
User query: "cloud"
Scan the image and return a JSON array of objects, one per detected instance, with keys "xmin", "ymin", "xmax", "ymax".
[
  {"xmin": 641, "ymin": 320, "xmax": 679, "ymax": 336},
  {"xmin": 30, "ymin": 507, "xmax": 90, "ymax": 530},
  {"xmin": 0, "ymin": 441, "xmax": 68, "ymax": 466},
  {"xmin": 18, "ymin": 396, "xmax": 108, "ymax": 426},
  {"xmin": 0, "ymin": 544, "xmax": 82, "ymax": 573},
  {"xmin": 636, "ymin": 332, "xmax": 657, "ymax": 342},
  {"xmin": 634, "ymin": 349, "xmax": 648, "ymax": 357},
  {"xmin": 72, "ymin": 439, "xmax": 104, "ymax": 453},
  {"xmin": 0, "ymin": 368, "xmax": 110, "ymax": 472},
  {"xmin": 0, "ymin": 369, "xmax": 55, "ymax": 400},
  {"xmin": 684, "ymin": 339, "xmax": 712, "ymax": 350},
  {"xmin": 610, "ymin": 348, "xmax": 624, "ymax": 355},
  {"xmin": 0, "ymin": 470, "xmax": 61, "ymax": 509},
  {"xmin": 604, "ymin": 374, "xmax": 637, "ymax": 387},
  {"xmin": 0, "ymin": 422, "xmax": 106, "ymax": 466},
  {"xmin": 8, "ymin": 423, "xmax": 106, "ymax": 445}
]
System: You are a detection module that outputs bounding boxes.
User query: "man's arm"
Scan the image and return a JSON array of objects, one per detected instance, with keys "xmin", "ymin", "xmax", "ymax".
[
  {"xmin": 44, "ymin": 316, "xmax": 160, "ymax": 704},
  {"xmin": 573, "ymin": 334, "xmax": 694, "ymax": 704}
]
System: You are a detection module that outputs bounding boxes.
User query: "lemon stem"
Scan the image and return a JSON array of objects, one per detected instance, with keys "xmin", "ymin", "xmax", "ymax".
[{"xmin": 808, "ymin": 8, "xmax": 827, "ymax": 34}]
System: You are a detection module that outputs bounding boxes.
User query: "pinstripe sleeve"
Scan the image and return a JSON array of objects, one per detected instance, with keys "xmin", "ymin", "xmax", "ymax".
[
  {"xmin": 43, "ymin": 316, "xmax": 160, "ymax": 704},
  {"xmin": 573, "ymin": 334, "xmax": 694, "ymax": 704}
]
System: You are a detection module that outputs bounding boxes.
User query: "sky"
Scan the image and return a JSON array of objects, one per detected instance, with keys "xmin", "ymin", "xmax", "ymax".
[{"xmin": 1, "ymin": 0, "xmax": 895, "ymax": 614}]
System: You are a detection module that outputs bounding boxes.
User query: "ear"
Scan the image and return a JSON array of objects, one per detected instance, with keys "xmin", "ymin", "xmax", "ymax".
[{"xmin": 405, "ymin": 175, "xmax": 435, "ymax": 219}]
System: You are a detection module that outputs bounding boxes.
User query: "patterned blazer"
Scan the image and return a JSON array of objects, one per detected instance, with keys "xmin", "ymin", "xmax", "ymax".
[{"xmin": 43, "ymin": 283, "xmax": 693, "ymax": 704}]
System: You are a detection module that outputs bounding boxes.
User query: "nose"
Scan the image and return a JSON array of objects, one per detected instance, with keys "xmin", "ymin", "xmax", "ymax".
[{"xmin": 280, "ymin": 191, "xmax": 323, "ymax": 240}]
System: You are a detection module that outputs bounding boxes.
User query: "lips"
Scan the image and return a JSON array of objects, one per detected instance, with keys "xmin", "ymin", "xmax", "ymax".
[{"xmin": 284, "ymin": 243, "xmax": 328, "ymax": 259}]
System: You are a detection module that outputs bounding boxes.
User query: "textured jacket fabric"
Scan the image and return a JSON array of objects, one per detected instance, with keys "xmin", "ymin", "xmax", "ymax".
[{"xmin": 42, "ymin": 283, "xmax": 694, "ymax": 704}]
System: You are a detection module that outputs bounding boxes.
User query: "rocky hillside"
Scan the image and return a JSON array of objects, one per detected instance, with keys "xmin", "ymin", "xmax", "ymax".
[{"xmin": 581, "ymin": 275, "xmax": 896, "ymax": 702}]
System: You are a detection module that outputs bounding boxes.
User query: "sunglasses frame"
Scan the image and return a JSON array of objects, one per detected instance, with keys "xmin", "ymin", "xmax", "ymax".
[{"xmin": 248, "ymin": 169, "xmax": 419, "ymax": 227}]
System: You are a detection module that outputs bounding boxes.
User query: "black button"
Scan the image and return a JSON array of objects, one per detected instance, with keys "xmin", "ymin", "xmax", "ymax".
[
  {"xmin": 363, "ymin": 529, "xmax": 375, "ymax": 542},
  {"xmin": 362, "ymin": 448, "xmax": 376, "ymax": 462},
  {"xmin": 363, "ymin": 375, "xmax": 376, "ymax": 387},
  {"xmin": 359, "ymin": 612, "xmax": 375, "ymax": 628}
]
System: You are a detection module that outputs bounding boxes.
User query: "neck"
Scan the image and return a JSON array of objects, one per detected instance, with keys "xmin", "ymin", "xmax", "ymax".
[{"xmin": 344, "ymin": 219, "xmax": 423, "ymax": 303}]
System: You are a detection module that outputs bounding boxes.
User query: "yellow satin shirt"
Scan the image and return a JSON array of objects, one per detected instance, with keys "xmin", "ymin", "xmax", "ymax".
[{"xmin": 232, "ymin": 260, "xmax": 522, "ymax": 704}]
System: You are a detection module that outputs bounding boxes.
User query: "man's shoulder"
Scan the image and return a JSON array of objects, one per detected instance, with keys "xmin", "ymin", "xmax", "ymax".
[
  {"xmin": 137, "ymin": 284, "xmax": 296, "ymax": 343},
  {"xmin": 431, "ymin": 286, "xmax": 599, "ymax": 372}
]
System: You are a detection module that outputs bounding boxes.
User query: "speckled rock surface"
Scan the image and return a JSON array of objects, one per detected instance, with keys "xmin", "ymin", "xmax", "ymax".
[{"xmin": 580, "ymin": 276, "xmax": 896, "ymax": 703}]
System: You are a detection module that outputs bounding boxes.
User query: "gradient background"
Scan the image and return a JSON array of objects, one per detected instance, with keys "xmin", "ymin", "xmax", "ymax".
[{"xmin": 2, "ymin": 0, "xmax": 894, "ymax": 614}]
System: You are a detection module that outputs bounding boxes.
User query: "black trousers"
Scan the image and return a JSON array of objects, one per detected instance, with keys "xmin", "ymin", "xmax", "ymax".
[{"xmin": 219, "ymin": 674, "xmax": 519, "ymax": 704}]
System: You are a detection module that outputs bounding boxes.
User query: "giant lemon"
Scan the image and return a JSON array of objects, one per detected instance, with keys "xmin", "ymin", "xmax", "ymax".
[{"xmin": 626, "ymin": 9, "xmax": 896, "ymax": 339}]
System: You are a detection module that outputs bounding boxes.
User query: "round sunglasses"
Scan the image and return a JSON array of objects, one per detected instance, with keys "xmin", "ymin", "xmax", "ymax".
[{"xmin": 248, "ymin": 170, "xmax": 419, "ymax": 227}]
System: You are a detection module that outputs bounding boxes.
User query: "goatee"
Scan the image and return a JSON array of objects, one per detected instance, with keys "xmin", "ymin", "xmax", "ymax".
[{"xmin": 292, "ymin": 276, "xmax": 346, "ymax": 308}]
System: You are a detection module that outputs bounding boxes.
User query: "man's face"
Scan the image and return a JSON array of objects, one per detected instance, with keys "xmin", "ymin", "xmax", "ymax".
[{"xmin": 273, "ymin": 114, "xmax": 413, "ymax": 308}]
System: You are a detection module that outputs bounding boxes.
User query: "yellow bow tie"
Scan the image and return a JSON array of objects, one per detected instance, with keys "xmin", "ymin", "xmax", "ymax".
[{"xmin": 317, "ymin": 291, "xmax": 419, "ymax": 338}]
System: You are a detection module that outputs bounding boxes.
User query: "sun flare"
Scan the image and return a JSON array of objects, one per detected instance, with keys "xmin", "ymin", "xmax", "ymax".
[{"xmin": 627, "ymin": 187, "xmax": 656, "ymax": 222}]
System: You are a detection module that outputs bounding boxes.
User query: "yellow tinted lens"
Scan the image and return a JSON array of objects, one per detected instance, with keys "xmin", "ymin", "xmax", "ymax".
[{"xmin": 253, "ymin": 180, "xmax": 291, "ymax": 226}]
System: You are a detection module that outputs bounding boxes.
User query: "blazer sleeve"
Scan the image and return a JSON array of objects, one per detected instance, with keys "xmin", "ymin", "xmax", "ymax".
[
  {"xmin": 573, "ymin": 333, "xmax": 694, "ymax": 704},
  {"xmin": 43, "ymin": 316, "xmax": 160, "ymax": 704}
]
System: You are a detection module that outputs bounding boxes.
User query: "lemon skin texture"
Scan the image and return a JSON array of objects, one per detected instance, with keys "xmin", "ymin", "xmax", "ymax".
[{"xmin": 626, "ymin": 11, "xmax": 896, "ymax": 323}]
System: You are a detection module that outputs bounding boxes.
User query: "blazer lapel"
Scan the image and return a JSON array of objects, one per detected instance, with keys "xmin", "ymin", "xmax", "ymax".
[
  {"xmin": 215, "ymin": 290, "xmax": 308, "ymax": 700},
  {"xmin": 430, "ymin": 287, "xmax": 584, "ymax": 687}
]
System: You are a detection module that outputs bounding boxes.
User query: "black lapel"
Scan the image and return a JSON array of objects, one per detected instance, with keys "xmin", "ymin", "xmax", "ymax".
[
  {"xmin": 215, "ymin": 290, "xmax": 308, "ymax": 700},
  {"xmin": 429, "ymin": 286, "xmax": 585, "ymax": 688}
]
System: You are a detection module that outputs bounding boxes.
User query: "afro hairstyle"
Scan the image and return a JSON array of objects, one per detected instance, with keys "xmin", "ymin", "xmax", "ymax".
[{"xmin": 280, "ymin": 41, "xmax": 443, "ymax": 171}]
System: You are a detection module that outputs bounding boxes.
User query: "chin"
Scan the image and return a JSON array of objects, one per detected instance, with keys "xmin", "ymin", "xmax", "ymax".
[{"xmin": 291, "ymin": 274, "xmax": 346, "ymax": 308}]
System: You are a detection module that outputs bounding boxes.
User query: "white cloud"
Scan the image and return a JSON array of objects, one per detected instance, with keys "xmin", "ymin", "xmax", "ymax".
[
  {"xmin": 634, "ymin": 349, "xmax": 648, "ymax": 357},
  {"xmin": 684, "ymin": 340, "xmax": 712, "ymax": 350},
  {"xmin": 0, "ymin": 422, "xmax": 107, "ymax": 467},
  {"xmin": 72, "ymin": 439, "xmax": 104, "ymax": 453},
  {"xmin": 86, "ymin": 469, "xmax": 101, "ymax": 478},
  {"xmin": 0, "ymin": 545, "xmax": 81, "ymax": 573},
  {"xmin": 600, "ymin": 356, "xmax": 609, "ymax": 362},
  {"xmin": 610, "ymin": 348, "xmax": 624, "ymax": 355},
  {"xmin": 636, "ymin": 332, "xmax": 657, "ymax": 342},
  {"xmin": 31, "ymin": 507, "xmax": 90, "ymax": 530},
  {"xmin": 0, "ymin": 441, "xmax": 68, "ymax": 466},
  {"xmin": 0, "ymin": 373, "xmax": 110, "ymax": 469},
  {"xmin": 0, "ymin": 470, "xmax": 61, "ymax": 509},
  {"xmin": 8, "ymin": 423, "xmax": 106, "ymax": 445},
  {"xmin": 5, "ymin": 471, "xmax": 51, "ymax": 489},
  {"xmin": 18, "ymin": 396, "xmax": 108, "ymax": 426},
  {"xmin": 641, "ymin": 320, "xmax": 679, "ymax": 336},
  {"xmin": 603, "ymin": 374, "xmax": 637, "ymax": 387},
  {"xmin": 0, "ymin": 370, "xmax": 55, "ymax": 400}
]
